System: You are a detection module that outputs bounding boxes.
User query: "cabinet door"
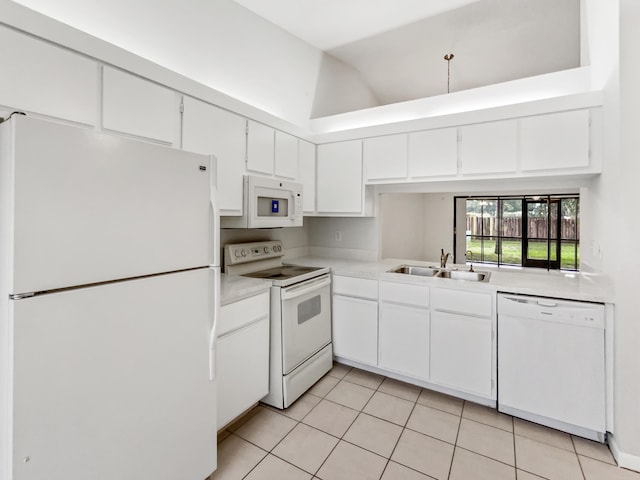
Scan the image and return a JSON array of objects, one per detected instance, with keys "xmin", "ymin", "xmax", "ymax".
[
  {"xmin": 520, "ymin": 110, "xmax": 590, "ymax": 171},
  {"xmin": 247, "ymin": 120, "xmax": 274, "ymax": 175},
  {"xmin": 275, "ymin": 130, "xmax": 299, "ymax": 180},
  {"xmin": 182, "ymin": 97, "xmax": 246, "ymax": 215},
  {"xmin": 430, "ymin": 311, "xmax": 493, "ymax": 398},
  {"xmin": 217, "ymin": 317, "xmax": 270, "ymax": 428},
  {"xmin": 0, "ymin": 26, "xmax": 97, "ymax": 125},
  {"xmin": 379, "ymin": 303, "xmax": 429, "ymax": 380},
  {"xmin": 332, "ymin": 295, "xmax": 377, "ymax": 365},
  {"xmin": 317, "ymin": 140, "xmax": 363, "ymax": 213},
  {"xmin": 408, "ymin": 128, "xmax": 458, "ymax": 177},
  {"xmin": 102, "ymin": 67, "xmax": 177, "ymax": 144},
  {"xmin": 298, "ymin": 140, "xmax": 316, "ymax": 213},
  {"xmin": 459, "ymin": 120, "xmax": 517, "ymax": 175},
  {"xmin": 364, "ymin": 134, "xmax": 407, "ymax": 182}
]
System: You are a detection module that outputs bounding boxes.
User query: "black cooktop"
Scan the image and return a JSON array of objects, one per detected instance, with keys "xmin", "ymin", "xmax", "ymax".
[{"xmin": 242, "ymin": 265, "xmax": 324, "ymax": 281}]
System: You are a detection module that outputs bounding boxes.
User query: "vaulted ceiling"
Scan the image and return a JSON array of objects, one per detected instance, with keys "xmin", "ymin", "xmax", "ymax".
[{"xmin": 235, "ymin": 0, "xmax": 581, "ymax": 115}]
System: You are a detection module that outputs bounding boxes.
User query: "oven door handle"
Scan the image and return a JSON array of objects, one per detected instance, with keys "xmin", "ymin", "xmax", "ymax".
[{"xmin": 281, "ymin": 276, "xmax": 331, "ymax": 301}]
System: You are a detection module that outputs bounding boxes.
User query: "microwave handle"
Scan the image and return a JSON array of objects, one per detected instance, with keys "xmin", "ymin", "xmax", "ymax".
[{"xmin": 281, "ymin": 276, "xmax": 331, "ymax": 301}]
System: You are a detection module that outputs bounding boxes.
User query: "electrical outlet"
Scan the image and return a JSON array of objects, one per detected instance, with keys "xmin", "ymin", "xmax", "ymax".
[{"xmin": 334, "ymin": 230, "xmax": 342, "ymax": 242}]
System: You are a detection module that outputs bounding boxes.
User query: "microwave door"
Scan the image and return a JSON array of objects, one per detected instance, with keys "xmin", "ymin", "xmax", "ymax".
[{"xmin": 255, "ymin": 189, "xmax": 289, "ymax": 219}]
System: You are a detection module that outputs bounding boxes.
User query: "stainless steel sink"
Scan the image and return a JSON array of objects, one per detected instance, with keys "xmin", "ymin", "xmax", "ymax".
[
  {"xmin": 388, "ymin": 265, "xmax": 491, "ymax": 282},
  {"xmin": 387, "ymin": 265, "xmax": 440, "ymax": 277},
  {"xmin": 437, "ymin": 270, "xmax": 491, "ymax": 282}
]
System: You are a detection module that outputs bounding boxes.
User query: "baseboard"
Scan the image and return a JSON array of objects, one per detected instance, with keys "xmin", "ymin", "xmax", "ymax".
[{"xmin": 609, "ymin": 434, "xmax": 640, "ymax": 473}]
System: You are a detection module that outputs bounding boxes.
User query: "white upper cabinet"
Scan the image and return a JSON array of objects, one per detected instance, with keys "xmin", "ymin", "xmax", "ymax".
[
  {"xmin": 520, "ymin": 110, "xmax": 590, "ymax": 171},
  {"xmin": 317, "ymin": 140, "xmax": 363, "ymax": 214},
  {"xmin": 274, "ymin": 131, "xmax": 299, "ymax": 180},
  {"xmin": 363, "ymin": 134, "xmax": 408, "ymax": 182},
  {"xmin": 102, "ymin": 67, "xmax": 177, "ymax": 144},
  {"xmin": 459, "ymin": 119, "xmax": 518, "ymax": 175},
  {"xmin": 298, "ymin": 140, "xmax": 316, "ymax": 213},
  {"xmin": 181, "ymin": 97, "xmax": 246, "ymax": 215},
  {"xmin": 246, "ymin": 120, "xmax": 275, "ymax": 175},
  {"xmin": 408, "ymin": 128, "xmax": 458, "ymax": 178},
  {"xmin": 0, "ymin": 26, "xmax": 97, "ymax": 125}
]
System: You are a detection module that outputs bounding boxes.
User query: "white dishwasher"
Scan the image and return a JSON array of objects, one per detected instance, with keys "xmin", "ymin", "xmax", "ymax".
[{"xmin": 497, "ymin": 293, "xmax": 606, "ymax": 441}]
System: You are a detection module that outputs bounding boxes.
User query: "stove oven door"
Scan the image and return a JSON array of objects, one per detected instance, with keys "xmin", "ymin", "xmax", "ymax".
[{"xmin": 280, "ymin": 274, "xmax": 332, "ymax": 374}]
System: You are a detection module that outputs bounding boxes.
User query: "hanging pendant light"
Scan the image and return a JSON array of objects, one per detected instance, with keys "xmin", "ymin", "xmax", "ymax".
[{"xmin": 444, "ymin": 53, "xmax": 455, "ymax": 93}]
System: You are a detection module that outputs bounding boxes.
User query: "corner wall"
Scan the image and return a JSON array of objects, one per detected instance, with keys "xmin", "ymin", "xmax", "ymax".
[{"xmin": 582, "ymin": 0, "xmax": 640, "ymax": 470}]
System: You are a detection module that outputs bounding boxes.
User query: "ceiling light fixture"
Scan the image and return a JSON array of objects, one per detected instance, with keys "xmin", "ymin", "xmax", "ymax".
[{"xmin": 444, "ymin": 53, "xmax": 455, "ymax": 93}]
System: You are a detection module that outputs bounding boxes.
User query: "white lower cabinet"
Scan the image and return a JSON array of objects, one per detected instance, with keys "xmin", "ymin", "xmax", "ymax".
[
  {"xmin": 217, "ymin": 291, "xmax": 270, "ymax": 429},
  {"xmin": 378, "ymin": 280, "xmax": 429, "ymax": 380},
  {"xmin": 430, "ymin": 311, "xmax": 493, "ymax": 397},
  {"xmin": 330, "ymin": 275, "xmax": 496, "ymax": 402},
  {"xmin": 430, "ymin": 288, "xmax": 495, "ymax": 399},
  {"xmin": 379, "ymin": 303, "xmax": 429, "ymax": 380},
  {"xmin": 332, "ymin": 295, "xmax": 378, "ymax": 366},
  {"xmin": 332, "ymin": 275, "xmax": 378, "ymax": 365}
]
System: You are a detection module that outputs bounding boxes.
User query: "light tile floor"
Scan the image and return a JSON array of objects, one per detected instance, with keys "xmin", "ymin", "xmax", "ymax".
[{"xmin": 211, "ymin": 364, "xmax": 638, "ymax": 480}]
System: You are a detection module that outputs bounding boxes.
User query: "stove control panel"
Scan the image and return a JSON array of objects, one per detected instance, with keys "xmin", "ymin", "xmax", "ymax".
[{"xmin": 224, "ymin": 240, "xmax": 284, "ymax": 266}]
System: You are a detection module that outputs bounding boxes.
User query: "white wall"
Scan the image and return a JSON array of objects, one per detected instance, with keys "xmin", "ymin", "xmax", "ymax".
[
  {"xmin": 423, "ymin": 194, "xmax": 455, "ymax": 260},
  {"xmin": 9, "ymin": 0, "xmax": 324, "ymax": 126},
  {"xmin": 379, "ymin": 193, "xmax": 454, "ymax": 262},
  {"xmin": 580, "ymin": 0, "xmax": 640, "ymax": 469},
  {"xmin": 379, "ymin": 194, "xmax": 427, "ymax": 260},
  {"xmin": 311, "ymin": 54, "xmax": 380, "ymax": 118},
  {"xmin": 306, "ymin": 217, "xmax": 378, "ymax": 261},
  {"xmin": 612, "ymin": 0, "xmax": 640, "ymax": 466}
]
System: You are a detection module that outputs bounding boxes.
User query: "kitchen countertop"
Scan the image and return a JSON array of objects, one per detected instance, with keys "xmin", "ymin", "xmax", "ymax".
[
  {"xmin": 220, "ymin": 273, "xmax": 270, "ymax": 306},
  {"xmin": 286, "ymin": 256, "xmax": 613, "ymax": 303}
]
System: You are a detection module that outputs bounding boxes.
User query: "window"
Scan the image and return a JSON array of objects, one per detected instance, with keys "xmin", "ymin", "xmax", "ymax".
[{"xmin": 456, "ymin": 195, "xmax": 579, "ymax": 271}]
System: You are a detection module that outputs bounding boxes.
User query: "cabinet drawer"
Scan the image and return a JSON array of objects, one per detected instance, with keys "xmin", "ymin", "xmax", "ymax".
[
  {"xmin": 431, "ymin": 288, "xmax": 492, "ymax": 317},
  {"xmin": 218, "ymin": 291, "xmax": 269, "ymax": 337},
  {"xmin": 332, "ymin": 275, "xmax": 378, "ymax": 300},
  {"xmin": 379, "ymin": 281, "xmax": 429, "ymax": 308}
]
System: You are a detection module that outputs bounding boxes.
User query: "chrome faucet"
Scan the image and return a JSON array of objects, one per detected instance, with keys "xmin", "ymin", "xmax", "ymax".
[{"xmin": 440, "ymin": 248, "xmax": 451, "ymax": 269}]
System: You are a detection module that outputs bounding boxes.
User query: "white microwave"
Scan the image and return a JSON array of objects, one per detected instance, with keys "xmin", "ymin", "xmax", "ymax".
[{"xmin": 221, "ymin": 175, "xmax": 303, "ymax": 228}]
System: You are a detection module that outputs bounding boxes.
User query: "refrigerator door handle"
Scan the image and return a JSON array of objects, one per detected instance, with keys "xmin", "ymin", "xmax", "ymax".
[
  {"xmin": 209, "ymin": 154, "xmax": 220, "ymax": 268},
  {"xmin": 209, "ymin": 267, "xmax": 220, "ymax": 381}
]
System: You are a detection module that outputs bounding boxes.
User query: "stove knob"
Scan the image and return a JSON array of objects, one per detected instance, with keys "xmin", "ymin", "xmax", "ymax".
[
  {"xmin": 241, "ymin": 249, "xmax": 247, "ymax": 257},
  {"xmin": 234, "ymin": 250, "xmax": 240, "ymax": 258},
  {"xmin": 263, "ymin": 247, "xmax": 269, "ymax": 254}
]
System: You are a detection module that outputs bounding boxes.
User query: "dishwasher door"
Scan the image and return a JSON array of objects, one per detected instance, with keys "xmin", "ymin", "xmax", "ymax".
[{"xmin": 497, "ymin": 294, "xmax": 606, "ymax": 440}]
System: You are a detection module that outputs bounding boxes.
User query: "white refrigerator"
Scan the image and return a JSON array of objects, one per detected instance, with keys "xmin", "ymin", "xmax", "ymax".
[{"xmin": 0, "ymin": 115, "xmax": 220, "ymax": 480}]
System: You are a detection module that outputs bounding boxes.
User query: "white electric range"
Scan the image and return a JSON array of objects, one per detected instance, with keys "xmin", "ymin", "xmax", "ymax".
[{"xmin": 224, "ymin": 241, "xmax": 332, "ymax": 409}]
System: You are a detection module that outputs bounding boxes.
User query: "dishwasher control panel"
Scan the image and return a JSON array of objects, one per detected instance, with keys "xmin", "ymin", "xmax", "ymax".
[{"xmin": 498, "ymin": 294, "xmax": 604, "ymax": 328}]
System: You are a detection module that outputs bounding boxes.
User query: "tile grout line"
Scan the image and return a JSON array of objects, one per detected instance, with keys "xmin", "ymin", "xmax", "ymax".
[
  {"xmin": 237, "ymin": 364, "xmax": 352, "ymax": 479},
  {"xmin": 309, "ymin": 375, "xmax": 378, "ymax": 479},
  {"xmin": 446, "ymin": 400, "xmax": 465, "ymax": 480},
  {"xmin": 381, "ymin": 384, "xmax": 424, "ymax": 479},
  {"xmin": 571, "ymin": 435, "xmax": 588, "ymax": 480},
  {"xmin": 512, "ymin": 414, "xmax": 519, "ymax": 478}
]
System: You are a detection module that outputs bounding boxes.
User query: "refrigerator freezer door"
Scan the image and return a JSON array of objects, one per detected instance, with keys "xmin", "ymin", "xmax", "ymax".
[
  {"xmin": 9, "ymin": 268, "xmax": 217, "ymax": 480},
  {"xmin": 7, "ymin": 115, "xmax": 211, "ymax": 294}
]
